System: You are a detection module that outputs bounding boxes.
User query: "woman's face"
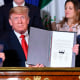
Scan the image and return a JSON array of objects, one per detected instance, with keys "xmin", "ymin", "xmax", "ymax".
[{"xmin": 65, "ymin": 1, "xmax": 76, "ymax": 19}]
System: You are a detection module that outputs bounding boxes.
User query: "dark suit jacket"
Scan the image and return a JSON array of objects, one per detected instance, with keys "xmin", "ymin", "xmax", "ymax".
[
  {"xmin": 4, "ymin": 0, "xmax": 13, "ymax": 5},
  {"xmin": 1, "ymin": 30, "xmax": 26, "ymax": 67},
  {"xmin": 75, "ymin": 35, "xmax": 80, "ymax": 67},
  {"xmin": 0, "ymin": 2, "xmax": 44, "ymax": 33}
]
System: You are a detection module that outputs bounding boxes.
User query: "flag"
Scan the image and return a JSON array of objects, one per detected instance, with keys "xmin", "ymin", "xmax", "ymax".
[
  {"xmin": 40, "ymin": 0, "xmax": 56, "ymax": 30},
  {"xmin": 56, "ymin": 0, "xmax": 66, "ymax": 23}
]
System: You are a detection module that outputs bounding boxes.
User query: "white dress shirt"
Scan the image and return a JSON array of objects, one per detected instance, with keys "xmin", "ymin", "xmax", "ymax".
[
  {"xmin": 14, "ymin": 30, "xmax": 29, "ymax": 45},
  {"xmin": 13, "ymin": 1, "xmax": 25, "ymax": 7}
]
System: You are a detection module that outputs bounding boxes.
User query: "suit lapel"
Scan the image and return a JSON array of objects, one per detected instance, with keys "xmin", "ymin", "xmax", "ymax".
[{"xmin": 9, "ymin": 31, "xmax": 26, "ymax": 60}]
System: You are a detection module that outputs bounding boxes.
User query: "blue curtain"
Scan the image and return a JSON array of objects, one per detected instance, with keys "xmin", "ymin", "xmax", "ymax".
[{"xmin": 25, "ymin": 0, "xmax": 40, "ymax": 7}]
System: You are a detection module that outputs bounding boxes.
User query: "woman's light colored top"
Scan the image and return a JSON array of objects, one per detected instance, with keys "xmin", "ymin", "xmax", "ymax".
[{"xmin": 56, "ymin": 22, "xmax": 80, "ymax": 35}]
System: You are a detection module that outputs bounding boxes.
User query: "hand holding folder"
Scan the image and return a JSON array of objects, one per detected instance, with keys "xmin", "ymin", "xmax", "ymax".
[
  {"xmin": 0, "ymin": 44, "xmax": 4, "ymax": 67},
  {"xmin": 27, "ymin": 27, "xmax": 76, "ymax": 67}
]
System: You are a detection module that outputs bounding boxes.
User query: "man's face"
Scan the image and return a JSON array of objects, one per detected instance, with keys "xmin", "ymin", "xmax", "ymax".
[
  {"xmin": 9, "ymin": 13, "xmax": 29, "ymax": 34},
  {"xmin": 14, "ymin": 0, "xmax": 24, "ymax": 5}
]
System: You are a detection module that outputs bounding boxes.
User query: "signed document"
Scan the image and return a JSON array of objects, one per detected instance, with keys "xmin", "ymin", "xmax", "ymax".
[
  {"xmin": 27, "ymin": 27, "xmax": 76, "ymax": 67},
  {"xmin": 50, "ymin": 31, "xmax": 76, "ymax": 67}
]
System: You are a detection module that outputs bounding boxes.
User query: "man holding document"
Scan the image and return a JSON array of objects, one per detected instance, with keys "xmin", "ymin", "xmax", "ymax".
[
  {"xmin": 0, "ymin": 6, "xmax": 44, "ymax": 67},
  {"xmin": 0, "ymin": 6, "xmax": 79, "ymax": 67}
]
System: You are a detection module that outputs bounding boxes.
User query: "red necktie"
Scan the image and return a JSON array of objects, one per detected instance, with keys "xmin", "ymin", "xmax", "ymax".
[{"xmin": 20, "ymin": 35, "xmax": 28, "ymax": 60}]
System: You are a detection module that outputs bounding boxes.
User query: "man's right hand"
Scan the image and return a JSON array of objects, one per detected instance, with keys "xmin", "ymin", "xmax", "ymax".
[
  {"xmin": 29, "ymin": 64, "xmax": 44, "ymax": 67},
  {"xmin": 0, "ymin": 52, "xmax": 5, "ymax": 62}
]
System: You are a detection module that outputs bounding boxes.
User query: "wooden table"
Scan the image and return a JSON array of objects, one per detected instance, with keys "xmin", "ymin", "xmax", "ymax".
[{"xmin": 0, "ymin": 67, "xmax": 80, "ymax": 80}]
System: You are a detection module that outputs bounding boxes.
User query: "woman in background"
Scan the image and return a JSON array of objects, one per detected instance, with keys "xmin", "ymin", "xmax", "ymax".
[{"xmin": 56, "ymin": 0, "xmax": 80, "ymax": 35}]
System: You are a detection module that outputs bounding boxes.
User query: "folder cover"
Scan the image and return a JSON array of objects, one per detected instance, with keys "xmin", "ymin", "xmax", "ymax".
[{"xmin": 27, "ymin": 27, "xmax": 76, "ymax": 67}]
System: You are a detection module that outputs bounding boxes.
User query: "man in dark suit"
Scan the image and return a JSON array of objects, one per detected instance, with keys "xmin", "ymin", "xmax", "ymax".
[
  {"xmin": 1, "ymin": 6, "xmax": 44, "ymax": 67},
  {"xmin": 0, "ymin": 0, "xmax": 44, "ymax": 33},
  {"xmin": 0, "ymin": 4, "xmax": 79, "ymax": 66}
]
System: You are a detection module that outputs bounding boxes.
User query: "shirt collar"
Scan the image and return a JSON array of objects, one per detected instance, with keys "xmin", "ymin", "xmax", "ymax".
[
  {"xmin": 14, "ymin": 30, "xmax": 28, "ymax": 39},
  {"xmin": 13, "ymin": 1, "xmax": 25, "ymax": 7}
]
